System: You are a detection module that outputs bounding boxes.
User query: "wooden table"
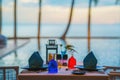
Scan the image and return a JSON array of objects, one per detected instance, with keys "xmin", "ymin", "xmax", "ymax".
[{"xmin": 18, "ymin": 68, "xmax": 109, "ymax": 80}]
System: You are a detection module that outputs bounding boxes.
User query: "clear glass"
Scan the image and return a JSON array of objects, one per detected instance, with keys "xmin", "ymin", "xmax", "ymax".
[
  {"xmin": 2, "ymin": 0, "xmax": 14, "ymax": 37},
  {"xmin": 17, "ymin": 0, "xmax": 38, "ymax": 37}
]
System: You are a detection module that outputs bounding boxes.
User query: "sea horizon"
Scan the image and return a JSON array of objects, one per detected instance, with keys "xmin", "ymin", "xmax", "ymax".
[{"xmin": 2, "ymin": 24, "xmax": 120, "ymax": 37}]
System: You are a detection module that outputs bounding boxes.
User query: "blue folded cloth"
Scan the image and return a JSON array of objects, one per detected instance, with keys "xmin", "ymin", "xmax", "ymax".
[
  {"xmin": 28, "ymin": 51, "xmax": 43, "ymax": 69},
  {"xmin": 83, "ymin": 51, "xmax": 97, "ymax": 69}
]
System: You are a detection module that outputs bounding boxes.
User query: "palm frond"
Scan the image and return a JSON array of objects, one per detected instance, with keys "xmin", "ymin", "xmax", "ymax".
[
  {"xmin": 65, "ymin": 44, "xmax": 74, "ymax": 49},
  {"xmin": 69, "ymin": 49, "xmax": 78, "ymax": 53},
  {"xmin": 65, "ymin": 44, "xmax": 78, "ymax": 54},
  {"xmin": 116, "ymin": 0, "xmax": 120, "ymax": 4},
  {"xmin": 93, "ymin": 0, "xmax": 98, "ymax": 6}
]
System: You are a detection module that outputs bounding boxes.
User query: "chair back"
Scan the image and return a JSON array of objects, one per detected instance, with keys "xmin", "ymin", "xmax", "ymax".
[
  {"xmin": 104, "ymin": 66, "xmax": 120, "ymax": 80},
  {"xmin": 0, "ymin": 66, "xmax": 19, "ymax": 80}
]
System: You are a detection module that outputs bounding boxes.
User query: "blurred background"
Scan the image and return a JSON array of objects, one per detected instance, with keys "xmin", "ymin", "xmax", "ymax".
[{"xmin": 0, "ymin": 0, "xmax": 120, "ymax": 68}]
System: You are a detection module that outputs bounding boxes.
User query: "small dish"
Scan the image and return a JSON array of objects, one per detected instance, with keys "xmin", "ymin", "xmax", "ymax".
[
  {"xmin": 72, "ymin": 70, "xmax": 86, "ymax": 75},
  {"xmin": 75, "ymin": 65, "xmax": 104, "ymax": 71}
]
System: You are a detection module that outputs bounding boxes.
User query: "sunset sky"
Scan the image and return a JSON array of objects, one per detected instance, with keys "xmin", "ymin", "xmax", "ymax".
[{"xmin": 2, "ymin": 0, "xmax": 120, "ymax": 25}]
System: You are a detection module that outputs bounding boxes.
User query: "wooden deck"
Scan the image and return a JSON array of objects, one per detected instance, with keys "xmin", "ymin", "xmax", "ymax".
[{"xmin": 0, "ymin": 39, "xmax": 30, "ymax": 59}]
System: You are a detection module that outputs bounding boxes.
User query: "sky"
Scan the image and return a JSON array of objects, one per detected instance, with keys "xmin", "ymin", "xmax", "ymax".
[{"xmin": 2, "ymin": 0, "xmax": 120, "ymax": 25}]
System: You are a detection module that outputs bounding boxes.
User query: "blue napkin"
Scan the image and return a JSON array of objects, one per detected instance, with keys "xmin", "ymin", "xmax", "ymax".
[
  {"xmin": 83, "ymin": 51, "xmax": 97, "ymax": 69},
  {"xmin": 28, "ymin": 51, "xmax": 43, "ymax": 69}
]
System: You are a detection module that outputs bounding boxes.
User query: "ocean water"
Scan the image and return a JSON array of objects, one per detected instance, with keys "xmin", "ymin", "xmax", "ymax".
[
  {"xmin": 2, "ymin": 24, "xmax": 120, "ymax": 37},
  {"xmin": 0, "ymin": 24, "xmax": 120, "ymax": 68}
]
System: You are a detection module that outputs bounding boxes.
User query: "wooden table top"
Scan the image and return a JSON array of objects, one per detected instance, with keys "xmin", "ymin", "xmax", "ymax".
[{"xmin": 18, "ymin": 67, "xmax": 109, "ymax": 80}]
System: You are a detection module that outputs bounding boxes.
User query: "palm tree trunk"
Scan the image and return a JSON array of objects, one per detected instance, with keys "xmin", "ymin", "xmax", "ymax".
[
  {"xmin": 87, "ymin": 0, "xmax": 98, "ymax": 52},
  {"xmin": 0, "ymin": 0, "xmax": 2, "ymax": 34},
  {"xmin": 38, "ymin": 0, "xmax": 42, "ymax": 38},
  {"xmin": 38, "ymin": 0, "xmax": 42, "ymax": 50},
  {"xmin": 14, "ymin": 0, "xmax": 17, "ymax": 41},
  {"xmin": 14, "ymin": 0, "xmax": 17, "ymax": 56},
  {"xmin": 88, "ymin": 0, "xmax": 92, "ymax": 52},
  {"xmin": 60, "ymin": 0, "xmax": 74, "ymax": 40}
]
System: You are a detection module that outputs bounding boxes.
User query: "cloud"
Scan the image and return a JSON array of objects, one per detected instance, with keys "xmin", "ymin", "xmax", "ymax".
[
  {"xmin": 20, "ymin": 0, "xmax": 39, "ymax": 3},
  {"xmin": 42, "ymin": 5, "xmax": 120, "ymax": 24},
  {"xmin": 91, "ymin": 6, "xmax": 120, "ymax": 24},
  {"xmin": 2, "ymin": 4, "xmax": 120, "ymax": 24},
  {"xmin": 20, "ymin": 0, "xmax": 47, "ymax": 4}
]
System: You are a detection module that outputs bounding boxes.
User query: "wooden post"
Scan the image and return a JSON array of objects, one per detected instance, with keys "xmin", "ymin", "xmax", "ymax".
[
  {"xmin": 3, "ymin": 69, "xmax": 6, "ymax": 80},
  {"xmin": 0, "ymin": 0, "xmax": 2, "ymax": 34}
]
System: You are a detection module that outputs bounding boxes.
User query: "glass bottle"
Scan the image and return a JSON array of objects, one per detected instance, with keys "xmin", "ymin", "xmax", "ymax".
[
  {"xmin": 48, "ymin": 59, "xmax": 58, "ymax": 73},
  {"xmin": 68, "ymin": 54, "xmax": 76, "ymax": 69}
]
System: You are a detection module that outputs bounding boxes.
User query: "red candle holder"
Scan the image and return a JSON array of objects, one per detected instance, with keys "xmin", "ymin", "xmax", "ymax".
[{"xmin": 68, "ymin": 55, "xmax": 76, "ymax": 69}]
